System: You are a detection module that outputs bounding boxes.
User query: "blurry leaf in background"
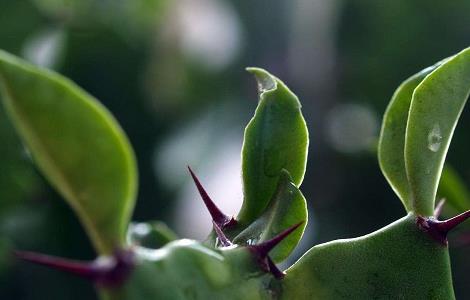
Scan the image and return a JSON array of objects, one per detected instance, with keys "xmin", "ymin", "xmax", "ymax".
[
  {"xmin": 31, "ymin": 0, "xmax": 168, "ymax": 36},
  {"xmin": 438, "ymin": 165, "xmax": 470, "ymax": 214},
  {"xmin": 21, "ymin": 27, "xmax": 67, "ymax": 69},
  {"xmin": 326, "ymin": 102, "xmax": 378, "ymax": 154},
  {"xmin": 168, "ymin": 0, "xmax": 243, "ymax": 71}
]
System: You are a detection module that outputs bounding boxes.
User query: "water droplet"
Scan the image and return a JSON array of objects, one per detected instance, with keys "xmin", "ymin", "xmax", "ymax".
[{"xmin": 427, "ymin": 124, "xmax": 442, "ymax": 152}]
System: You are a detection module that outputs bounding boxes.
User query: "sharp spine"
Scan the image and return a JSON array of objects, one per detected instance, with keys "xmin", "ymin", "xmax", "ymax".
[
  {"xmin": 15, "ymin": 249, "xmax": 135, "ymax": 287},
  {"xmin": 248, "ymin": 222, "xmax": 303, "ymax": 257},
  {"xmin": 187, "ymin": 166, "xmax": 236, "ymax": 228}
]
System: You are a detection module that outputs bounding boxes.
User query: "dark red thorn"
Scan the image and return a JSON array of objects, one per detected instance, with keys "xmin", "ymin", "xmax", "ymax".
[
  {"xmin": 248, "ymin": 222, "xmax": 303, "ymax": 258},
  {"xmin": 267, "ymin": 257, "xmax": 285, "ymax": 279},
  {"xmin": 15, "ymin": 249, "xmax": 135, "ymax": 288},
  {"xmin": 417, "ymin": 210, "xmax": 470, "ymax": 245},
  {"xmin": 212, "ymin": 221, "xmax": 232, "ymax": 247},
  {"xmin": 187, "ymin": 166, "xmax": 237, "ymax": 228},
  {"xmin": 436, "ymin": 210, "xmax": 470, "ymax": 233},
  {"xmin": 434, "ymin": 198, "xmax": 446, "ymax": 218}
]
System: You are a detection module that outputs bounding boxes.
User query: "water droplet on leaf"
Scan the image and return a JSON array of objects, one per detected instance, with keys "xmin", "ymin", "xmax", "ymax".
[{"xmin": 427, "ymin": 124, "xmax": 442, "ymax": 152}]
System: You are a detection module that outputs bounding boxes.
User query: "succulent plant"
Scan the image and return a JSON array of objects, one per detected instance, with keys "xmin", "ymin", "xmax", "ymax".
[{"xmin": 0, "ymin": 47, "xmax": 470, "ymax": 299}]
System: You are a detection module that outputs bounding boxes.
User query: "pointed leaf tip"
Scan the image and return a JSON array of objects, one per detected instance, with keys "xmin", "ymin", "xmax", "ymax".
[{"xmin": 246, "ymin": 67, "xmax": 277, "ymax": 93}]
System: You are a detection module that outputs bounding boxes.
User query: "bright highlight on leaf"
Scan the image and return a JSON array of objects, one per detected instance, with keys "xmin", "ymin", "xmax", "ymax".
[{"xmin": 0, "ymin": 50, "xmax": 137, "ymax": 255}]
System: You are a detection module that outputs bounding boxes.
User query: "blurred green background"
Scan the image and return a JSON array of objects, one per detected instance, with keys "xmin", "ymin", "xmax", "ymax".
[{"xmin": 1, "ymin": 0, "xmax": 470, "ymax": 298}]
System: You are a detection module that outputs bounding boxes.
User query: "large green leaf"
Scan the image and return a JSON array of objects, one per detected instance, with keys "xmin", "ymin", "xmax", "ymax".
[
  {"xmin": 233, "ymin": 169, "xmax": 307, "ymax": 263},
  {"xmin": 378, "ymin": 65, "xmax": 436, "ymax": 211},
  {"xmin": 0, "ymin": 50, "xmax": 137, "ymax": 254},
  {"xmin": 405, "ymin": 47, "xmax": 470, "ymax": 216},
  {"xmin": 238, "ymin": 68, "xmax": 308, "ymax": 224},
  {"xmin": 282, "ymin": 214, "xmax": 454, "ymax": 299}
]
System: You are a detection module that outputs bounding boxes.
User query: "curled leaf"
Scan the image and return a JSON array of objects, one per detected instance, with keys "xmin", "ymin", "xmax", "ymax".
[{"xmin": 238, "ymin": 68, "xmax": 308, "ymax": 224}]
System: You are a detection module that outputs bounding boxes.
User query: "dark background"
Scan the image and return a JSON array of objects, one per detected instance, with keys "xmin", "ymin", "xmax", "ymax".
[{"xmin": 1, "ymin": 0, "xmax": 470, "ymax": 298}]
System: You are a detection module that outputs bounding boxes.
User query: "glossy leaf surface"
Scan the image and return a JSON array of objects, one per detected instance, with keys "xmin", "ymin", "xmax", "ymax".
[
  {"xmin": 238, "ymin": 68, "xmax": 308, "ymax": 224},
  {"xmin": 0, "ymin": 50, "xmax": 137, "ymax": 254},
  {"xmin": 234, "ymin": 170, "xmax": 307, "ymax": 263},
  {"xmin": 405, "ymin": 48, "xmax": 470, "ymax": 216}
]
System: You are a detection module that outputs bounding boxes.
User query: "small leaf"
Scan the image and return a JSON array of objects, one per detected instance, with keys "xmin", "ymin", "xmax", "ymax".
[
  {"xmin": 234, "ymin": 170, "xmax": 307, "ymax": 263},
  {"xmin": 405, "ymin": 47, "xmax": 470, "ymax": 216},
  {"xmin": 238, "ymin": 68, "xmax": 308, "ymax": 224},
  {"xmin": 378, "ymin": 65, "xmax": 436, "ymax": 211},
  {"xmin": 438, "ymin": 164, "xmax": 470, "ymax": 213},
  {"xmin": 0, "ymin": 50, "xmax": 137, "ymax": 255}
]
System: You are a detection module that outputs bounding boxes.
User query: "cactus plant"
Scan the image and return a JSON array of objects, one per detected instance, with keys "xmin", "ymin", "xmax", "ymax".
[{"xmin": 1, "ymin": 47, "xmax": 470, "ymax": 299}]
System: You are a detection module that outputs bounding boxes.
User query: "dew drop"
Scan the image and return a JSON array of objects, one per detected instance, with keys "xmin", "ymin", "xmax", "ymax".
[{"xmin": 427, "ymin": 124, "xmax": 442, "ymax": 152}]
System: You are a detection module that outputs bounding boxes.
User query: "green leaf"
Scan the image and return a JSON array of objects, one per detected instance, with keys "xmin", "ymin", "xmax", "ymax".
[
  {"xmin": 0, "ymin": 50, "xmax": 137, "ymax": 254},
  {"xmin": 282, "ymin": 214, "xmax": 454, "ymax": 299},
  {"xmin": 127, "ymin": 221, "xmax": 178, "ymax": 249},
  {"xmin": 233, "ymin": 169, "xmax": 307, "ymax": 263},
  {"xmin": 438, "ymin": 164, "xmax": 470, "ymax": 213},
  {"xmin": 378, "ymin": 66, "xmax": 436, "ymax": 211},
  {"xmin": 405, "ymin": 47, "xmax": 470, "ymax": 216},
  {"xmin": 238, "ymin": 68, "xmax": 308, "ymax": 224}
]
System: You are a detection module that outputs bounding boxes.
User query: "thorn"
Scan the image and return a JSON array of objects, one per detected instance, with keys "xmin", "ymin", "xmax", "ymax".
[
  {"xmin": 248, "ymin": 222, "xmax": 303, "ymax": 258},
  {"xmin": 434, "ymin": 198, "xmax": 446, "ymax": 218},
  {"xmin": 436, "ymin": 210, "xmax": 470, "ymax": 234},
  {"xmin": 212, "ymin": 221, "xmax": 232, "ymax": 247},
  {"xmin": 267, "ymin": 257, "xmax": 285, "ymax": 279},
  {"xmin": 15, "ymin": 249, "xmax": 135, "ymax": 287},
  {"xmin": 187, "ymin": 166, "xmax": 236, "ymax": 228},
  {"xmin": 417, "ymin": 209, "xmax": 470, "ymax": 245}
]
